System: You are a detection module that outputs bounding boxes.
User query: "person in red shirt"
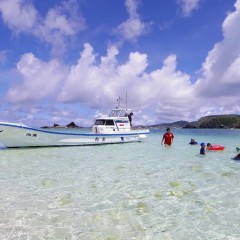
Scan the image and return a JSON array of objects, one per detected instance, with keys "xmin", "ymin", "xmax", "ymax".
[{"xmin": 161, "ymin": 128, "xmax": 174, "ymax": 146}]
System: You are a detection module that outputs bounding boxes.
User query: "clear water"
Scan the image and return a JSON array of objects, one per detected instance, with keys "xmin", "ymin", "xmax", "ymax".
[{"xmin": 0, "ymin": 129, "xmax": 240, "ymax": 240}]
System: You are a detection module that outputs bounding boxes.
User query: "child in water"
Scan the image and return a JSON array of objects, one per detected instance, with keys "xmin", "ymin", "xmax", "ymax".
[
  {"xmin": 207, "ymin": 143, "xmax": 212, "ymax": 148},
  {"xmin": 200, "ymin": 142, "xmax": 206, "ymax": 155},
  {"xmin": 232, "ymin": 153, "xmax": 240, "ymax": 160}
]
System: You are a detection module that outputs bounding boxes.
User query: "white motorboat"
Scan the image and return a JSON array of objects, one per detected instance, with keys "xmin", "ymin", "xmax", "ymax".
[{"xmin": 0, "ymin": 108, "xmax": 149, "ymax": 148}]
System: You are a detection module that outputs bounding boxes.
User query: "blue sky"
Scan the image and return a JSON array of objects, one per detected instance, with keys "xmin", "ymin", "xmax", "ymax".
[{"xmin": 0, "ymin": 0, "xmax": 239, "ymax": 127}]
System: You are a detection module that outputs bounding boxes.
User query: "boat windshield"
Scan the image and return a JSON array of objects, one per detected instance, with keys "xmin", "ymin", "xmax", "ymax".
[
  {"xmin": 95, "ymin": 119, "xmax": 115, "ymax": 126},
  {"xmin": 109, "ymin": 109, "xmax": 127, "ymax": 117}
]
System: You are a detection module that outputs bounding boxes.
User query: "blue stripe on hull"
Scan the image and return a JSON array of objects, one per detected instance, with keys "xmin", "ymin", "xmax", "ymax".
[{"xmin": 0, "ymin": 123, "xmax": 149, "ymax": 136}]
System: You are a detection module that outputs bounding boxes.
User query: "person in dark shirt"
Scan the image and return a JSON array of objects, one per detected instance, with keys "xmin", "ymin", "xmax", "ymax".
[
  {"xmin": 128, "ymin": 112, "xmax": 133, "ymax": 128},
  {"xmin": 189, "ymin": 138, "xmax": 198, "ymax": 145},
  {"xmin": 232, "ymin": 153, "xmax": 240, "ymax": 160},
  {"xmin": 200, "ymin": 142, "xmax": 206, "ymax": 155}
]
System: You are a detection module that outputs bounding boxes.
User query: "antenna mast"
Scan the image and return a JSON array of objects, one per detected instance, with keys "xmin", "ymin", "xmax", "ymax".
[{"xmin": 126, "ymin": 92, "xmax": 128, "ymax": 110}]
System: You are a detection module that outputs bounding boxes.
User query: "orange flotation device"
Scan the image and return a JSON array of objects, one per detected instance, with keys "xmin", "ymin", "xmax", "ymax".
[{"xmin": 207, "ymin": 145, "xmax": 225, "ymax": 151}]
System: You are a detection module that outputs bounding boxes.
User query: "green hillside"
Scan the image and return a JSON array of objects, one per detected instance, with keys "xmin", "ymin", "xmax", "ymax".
[
  {"xmin": 159, "ymin": 114, "xmax": 240, "ymax": 129},
  {"xmin": 195, "ymin": 114, "xmax": 240, "ymax": 128},
  {"xmin": 196, "ymin": 114, "xmax": 240, "ymax": 128}
]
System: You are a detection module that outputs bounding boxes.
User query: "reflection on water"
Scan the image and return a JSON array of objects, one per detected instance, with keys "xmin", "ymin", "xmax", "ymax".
[{"xmin": 0, "ymin": 129, "xmax": 240, "ymax": 239}]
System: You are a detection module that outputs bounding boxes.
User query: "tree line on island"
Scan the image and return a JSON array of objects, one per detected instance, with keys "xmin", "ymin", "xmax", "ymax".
[
  {"xmin": 41, "ymin": 114, "xmax": 240, "ymax": 129},
  {"xmin": 150, "ymin": 114, "xmax": 240, "ymax": 129}
]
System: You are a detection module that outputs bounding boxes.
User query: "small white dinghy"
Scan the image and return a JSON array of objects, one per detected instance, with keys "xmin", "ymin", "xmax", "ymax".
[{"xmin": 0, "ymin": 108, "xmax": 149, "ymax": 148}]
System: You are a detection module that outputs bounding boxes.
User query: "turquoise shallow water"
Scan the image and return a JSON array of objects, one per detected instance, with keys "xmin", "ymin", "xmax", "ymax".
[{"xmin": 0, "ymin": 128, "xmax": 240, "ymax": 240}]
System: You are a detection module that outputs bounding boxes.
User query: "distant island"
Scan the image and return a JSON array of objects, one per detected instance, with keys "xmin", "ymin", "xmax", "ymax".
[
  {"xmin": 41, "ymin": 114, "xmax": 240, "ymax": 129},
  {"xmin": 41, "ymin": 121, "xmax": 83, "ymax": 129},
  {"xmin": 149, "ymin": 114, "xmax": 240, "ymax": 129}
]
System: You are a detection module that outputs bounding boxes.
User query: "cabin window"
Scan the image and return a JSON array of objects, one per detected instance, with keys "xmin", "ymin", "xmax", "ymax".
[
  {"xmin": 95, "ymin": 119, "xmax": 114, "ymax": 126},
  {"xmin": 95, "ymin": 120, "xmax": 105, "ymax": 125},
  {"xmin": 105, "ymin": 120, "xmax": 114, "ymax": 125},
  {"xmin": 26, "ymin": 133, "xmax": 31, "ymax": 136}
]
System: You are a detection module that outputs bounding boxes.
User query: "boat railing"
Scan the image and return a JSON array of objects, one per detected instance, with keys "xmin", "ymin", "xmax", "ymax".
[{"xmin": 109, "ymin": 108, "xmax": 133, "ymax": 117}]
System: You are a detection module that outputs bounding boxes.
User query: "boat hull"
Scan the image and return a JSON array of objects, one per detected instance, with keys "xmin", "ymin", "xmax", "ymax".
[{"xmin": 0, "ymin": 123, "xmax": 149, "ymax": 148}]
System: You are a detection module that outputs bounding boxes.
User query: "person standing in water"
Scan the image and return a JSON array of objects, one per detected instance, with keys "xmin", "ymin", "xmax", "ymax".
[
  {"xmin": 200, "ymin": 142, "xmax": 206, "ymax": 155},
  {"xmin": 161, "ymin": 128, "xmax": 174, "ymax": 146}
]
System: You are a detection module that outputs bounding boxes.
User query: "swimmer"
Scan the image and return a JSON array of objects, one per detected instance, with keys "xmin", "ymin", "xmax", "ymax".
[
  {"xmin": 200, "ymin": 142, "xmax": 206, "ymax": 155},
  {"xmin": 232, "ymin": 153, "xmax": 240, "ymax": 160},
  {"xmin": 189, "ymin": 138, "xmax": 198, "ymax": 145},
  {"xmin": 207, "ymin": 143, "xmax": 212, "ymax": 148}
]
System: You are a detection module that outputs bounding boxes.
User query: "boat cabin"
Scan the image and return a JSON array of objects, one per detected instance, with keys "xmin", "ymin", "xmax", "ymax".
[{"xmin": 92, "ymin": 109, "xmax": 132, "ymax": 134}]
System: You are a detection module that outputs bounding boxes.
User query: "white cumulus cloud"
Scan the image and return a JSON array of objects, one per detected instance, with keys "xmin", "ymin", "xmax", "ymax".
[
  {"xmin": 0, "ymin": 0, "xmax": 37, "ymax": 33},
  {"xmin": 7, "ymin": 53, "xmax": 67, "ymax": 103},
  {"xmin": 3, "ymin": 0, "xmax": 240, "ymax": 125},
  {"xmin": 177, "ymin": 0, "xmax": 201, "ymax": 17},
  {"xmin": 116, "ymin": 0, "xmax": 150, "ymax": 42},
  {"xmin": 57, "ymin": 43, "xmax": 194, "ymax": 123},
  {"xmin": 7, "ymin": 43, "xmax": 195, "ymax": 125},
  {"xmin": 194, "ymin": 0, "xmax": 240, "ymax": 115},
  {"xmin": 0, "ymin": 0, "xmax": 86, "ymax": 55}
]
